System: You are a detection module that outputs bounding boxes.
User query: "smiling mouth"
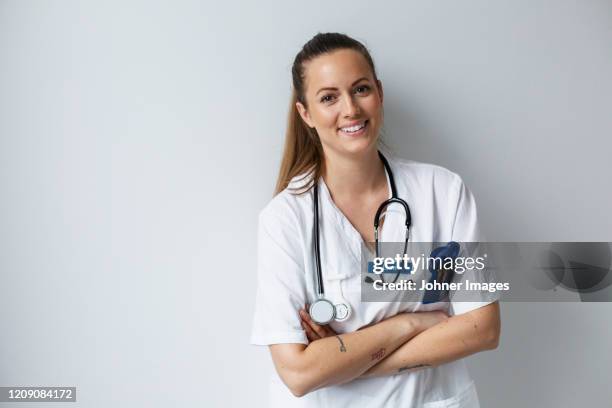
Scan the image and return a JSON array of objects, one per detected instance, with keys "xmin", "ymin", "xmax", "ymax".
[{"xmin": 338, "ymin": 120, "xmax": 369, "ymax": 135}]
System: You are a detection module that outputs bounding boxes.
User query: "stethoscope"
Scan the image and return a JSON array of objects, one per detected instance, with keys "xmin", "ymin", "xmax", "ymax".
[{"xmin": 309, "ymin": 151, "xmax": 412, "ymax": 325}]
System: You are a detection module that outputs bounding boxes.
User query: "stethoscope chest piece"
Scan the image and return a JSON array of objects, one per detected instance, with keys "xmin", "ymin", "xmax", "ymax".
[
  {"xmin": 309, "ymin": 298, "xmax": 351, "ymax": 325},
  {"xmin": 309, "ymin": 298, "xmax": 335, "ymax": 325},
  {"xmin": 333, "ymin": 302, "xmax": 351, "ymax": 321}
]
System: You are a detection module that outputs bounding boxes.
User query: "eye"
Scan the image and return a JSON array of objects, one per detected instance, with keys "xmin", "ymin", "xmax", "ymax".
[
  {"xmin": 320, "ymin": 94, "xmax": 336, "ymax": 103},
  {"xmin": 355, "ymin": 85, "xmax": 371, "ymax": 94}
]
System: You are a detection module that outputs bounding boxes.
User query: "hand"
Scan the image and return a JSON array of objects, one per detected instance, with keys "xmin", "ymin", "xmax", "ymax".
[{"xmin": 299, "ymin": 306, "xmax": 337, "ymax": 342}]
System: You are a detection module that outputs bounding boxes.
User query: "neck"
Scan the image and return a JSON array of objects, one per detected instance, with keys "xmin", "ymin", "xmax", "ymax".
[{"xmin": 322, "ymin": 148, "xmax": 387, "ymax": 198}]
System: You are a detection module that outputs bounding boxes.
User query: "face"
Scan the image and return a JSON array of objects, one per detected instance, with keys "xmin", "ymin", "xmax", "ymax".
[{"xmin": 296, "ymin": 48, "xmax": 384, "ymax": 159}]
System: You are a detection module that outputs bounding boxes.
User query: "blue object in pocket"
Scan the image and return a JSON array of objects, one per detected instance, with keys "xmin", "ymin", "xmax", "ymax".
[{"xmin": 422, "ymin": 241, "xmax": 460, "ymax": 304}]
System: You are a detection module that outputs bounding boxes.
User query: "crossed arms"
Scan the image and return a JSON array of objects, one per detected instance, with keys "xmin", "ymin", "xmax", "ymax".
[{"xmin": 269, "ymin": 302, "xmax": 500, "ymax": 397}]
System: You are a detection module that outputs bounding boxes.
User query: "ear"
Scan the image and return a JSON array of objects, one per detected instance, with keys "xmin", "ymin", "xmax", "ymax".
[
  {"xmin": 296, "ymin": 101, "xmax": 315, "ymax": 129},
  {"xmin": 376, "ymin": 79, "xmax": 384, "ymax": 104}
]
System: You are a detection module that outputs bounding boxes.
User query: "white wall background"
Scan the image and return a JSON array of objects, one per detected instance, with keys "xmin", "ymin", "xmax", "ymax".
[{"xmin": 1, "ymin": 0, "xmax": 612, "ymax": 406}]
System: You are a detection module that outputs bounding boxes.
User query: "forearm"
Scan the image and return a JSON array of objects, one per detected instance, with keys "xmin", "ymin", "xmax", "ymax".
[
  {"xmin": 271, "ymin": 314, "xmax": 421, "ymax": 396},
  {"xmin": 362, "ymin": 302, "xmax": 500, "ymax": 378}
]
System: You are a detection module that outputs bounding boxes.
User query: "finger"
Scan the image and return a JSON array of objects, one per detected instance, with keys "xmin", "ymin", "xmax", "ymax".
[
  {"xmin": 299, "ymin": 308, "xmax": 310, "ymax": 322},
  {"xmin": 301, "ymin": 320, "xmax": 319, "ymax": 341},
  {"xmin": 300, "ymin": 308, "xmax": 334, "ymax": 338},
  {"xmin": 300, "ymin": 311, "xmax": 329, "ymax": 338},
  {"xmin": 322, "ymin": 324, "xmax": 338, "ymax": 336},
  {"xmin": 301, "ymin": 321, "xmax": 313, "ymax": 341},
  {"xmin": 298, "ymin": 309, "xmax": 313, "ymax": 337},
  {"xmin": 299, "ymin": 309, "xmax": 325, "ymax": 337},
  {"xmin": 299, "ymin": 309, "xmax": 313, "ymax": 327}
]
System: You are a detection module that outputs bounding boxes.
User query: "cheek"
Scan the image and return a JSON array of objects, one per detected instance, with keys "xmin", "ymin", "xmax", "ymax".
[
  {"xmin": 312, "ymin": 106, "xmax": 339, "ymax": 130},
  {"xmin": 362, "ymin": 96, "xmax": 383, "ymax": 117}
]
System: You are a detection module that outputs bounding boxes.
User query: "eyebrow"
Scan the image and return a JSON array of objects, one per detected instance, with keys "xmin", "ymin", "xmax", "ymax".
[{"xmin": 316, "ymin": 77, "xmax": 370, "ymax": 95}]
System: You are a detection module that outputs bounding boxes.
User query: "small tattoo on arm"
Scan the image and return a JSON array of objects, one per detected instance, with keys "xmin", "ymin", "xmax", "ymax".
[
  {"xmin": 371, "ymin": 348, "xmax": 386, "ymax": 361},
  {"xmin": 335, "ymin": 335, "xmax": 347, "ymax": 352},
  {"xmin": 398, "ymin": 364, "xmax": 430, "ymax": 373}
]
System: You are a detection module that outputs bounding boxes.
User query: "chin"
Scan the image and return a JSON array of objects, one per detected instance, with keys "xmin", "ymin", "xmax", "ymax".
[
  {"xmin": 334, "ymin": 136, "xmax": 379, "ymax": 159},
  {"xmin": 340, "ymin": 127, "xmax": 379, "ymax": 154}
]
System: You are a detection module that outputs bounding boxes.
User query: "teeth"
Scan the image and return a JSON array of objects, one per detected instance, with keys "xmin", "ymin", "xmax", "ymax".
[{"xmin": 340, "ymin": 122, "xmax": 366, "ymax": 133}]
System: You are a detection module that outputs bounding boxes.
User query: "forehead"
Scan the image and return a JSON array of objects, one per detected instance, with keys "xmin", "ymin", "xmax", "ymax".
[{"xmin": 303, "ymin": 49, "xmax": 373, "ymax": 93}]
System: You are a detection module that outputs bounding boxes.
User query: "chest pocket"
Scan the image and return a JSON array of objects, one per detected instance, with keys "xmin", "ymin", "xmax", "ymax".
[
  {"xmin": 321, "ymin": 249, "xmax": 361, "ymax": 299},
  {"xmin": 318, "ymin": 215, "xmax": 363, "ymax": 291}
]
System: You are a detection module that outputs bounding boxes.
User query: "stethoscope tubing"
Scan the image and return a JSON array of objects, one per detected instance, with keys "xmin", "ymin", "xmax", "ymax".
[
  {"xmin": 313, "ymin": 181, "xmax": 325, "ymax": 297},
  {"xmin": 313, "ymin": 151, "xmax": 412, "ymax": 296}
]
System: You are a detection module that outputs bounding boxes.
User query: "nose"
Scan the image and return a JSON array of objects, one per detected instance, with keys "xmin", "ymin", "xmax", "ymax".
[{"xmin": 341, "ymin": 94, "xmax": 361, "ymax": 117}]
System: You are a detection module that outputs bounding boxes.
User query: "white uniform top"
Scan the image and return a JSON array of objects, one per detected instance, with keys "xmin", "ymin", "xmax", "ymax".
[{"xmin": 251, "ymin": 154, "xmax": 496, "ymax": 407}]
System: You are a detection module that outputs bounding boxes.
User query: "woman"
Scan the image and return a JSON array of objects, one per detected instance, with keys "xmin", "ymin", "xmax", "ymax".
[{"xmin": 251, "ymin": 32, "xmax": 500, "ymax": 407}]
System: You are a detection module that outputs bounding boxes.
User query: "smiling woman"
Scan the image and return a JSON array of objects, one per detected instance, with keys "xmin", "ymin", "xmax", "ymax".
[
  {"xmin": 295, "ymin": 49, "xmax": 383, "ymax": 156},
  {"xmin": 275, "ymin": 34, "xmax": 386, "ymax": 195},
  {"xmin": 251, "ymin": 32, "xmax": 500, "ymax": 407}
]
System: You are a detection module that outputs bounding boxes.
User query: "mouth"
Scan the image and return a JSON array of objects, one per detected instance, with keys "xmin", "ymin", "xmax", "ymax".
[{"xmin": 338, "ymin": 120, "xmax": 369, "ymax": 137}]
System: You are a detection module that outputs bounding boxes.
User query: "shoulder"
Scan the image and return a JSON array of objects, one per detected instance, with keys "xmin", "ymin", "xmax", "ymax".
[
  {"xmin": 388, "ymin": 154, "xmax": 464, "ymax": 192},
  {"xmin": 258, "ymin": 177, "xmax": 313, "ymax": 232},
  {"xmin": 257, "ymin": 180, "xmax": 312, "ymax": 259}
]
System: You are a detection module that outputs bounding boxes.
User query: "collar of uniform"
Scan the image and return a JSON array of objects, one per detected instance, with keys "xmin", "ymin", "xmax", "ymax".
[{"xmin": 315, "ymin": 157, "xmax": 399, "ymax": 265}]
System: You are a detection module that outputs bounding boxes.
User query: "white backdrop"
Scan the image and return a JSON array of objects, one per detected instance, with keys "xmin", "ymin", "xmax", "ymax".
[{"xmin": 1, "ymin": 0, "xmax": 612, "ymax": 406}]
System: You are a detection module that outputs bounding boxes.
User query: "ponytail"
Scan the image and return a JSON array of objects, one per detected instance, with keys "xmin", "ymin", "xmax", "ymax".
[{"xmin": 274, "ymin": 90, "xmax": 323, "ymax": 194}]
